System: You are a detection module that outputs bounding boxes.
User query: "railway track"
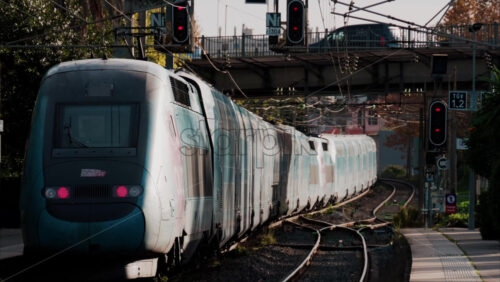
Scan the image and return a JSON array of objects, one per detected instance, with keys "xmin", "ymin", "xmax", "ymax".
[
  {"xmin": 375, "ymin": 179, "xmax": 416, "ymax": 222},
  {"xmin": 167, "ymin": 179, "xmax": 416, "ymax": 282},
  {"xmin": 278, "ymin": 179, "xmax": 415, "ymax": 282}
]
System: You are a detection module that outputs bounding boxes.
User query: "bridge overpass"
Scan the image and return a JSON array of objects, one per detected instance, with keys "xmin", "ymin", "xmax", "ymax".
[{"xmin": 186, "ymin": 25, "xmax": 499, "ymax": 98}]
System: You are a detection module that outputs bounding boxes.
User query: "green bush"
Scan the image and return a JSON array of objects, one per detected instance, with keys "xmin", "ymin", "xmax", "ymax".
[
  {"xmin": 477, "ymin": 186, "xmax": 500, "ymax": 240},
  {"xmin": 448, "ymin": 213, "xmax": 468, "ymax": 227},
  {"xmin": 457, "ymin": 201, "xmax": 469, "ymax": 214},
  {"xmin": 381, "ymin": 165, "xmax": 407, "ymax": 179},
  {"xmin": 393, "ymin": 206, "xmax": 421, "ymax": 228}
]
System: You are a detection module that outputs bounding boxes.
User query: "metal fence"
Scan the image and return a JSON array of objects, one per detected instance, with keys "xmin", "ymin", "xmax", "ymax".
[{"xmin": 197, "ymin": 23, "xmax": 499, "ymax": 59}]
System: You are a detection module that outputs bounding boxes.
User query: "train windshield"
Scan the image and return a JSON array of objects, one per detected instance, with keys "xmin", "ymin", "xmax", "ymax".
[{"xmin": 55, "ymin": 104, "xmax": 138, "ymax": 149}]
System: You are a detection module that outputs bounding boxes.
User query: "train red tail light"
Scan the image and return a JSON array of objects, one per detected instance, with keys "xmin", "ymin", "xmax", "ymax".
[
  {"xmin": 115, "ymin": 186, "xmax": 128, "ymax": 198},
  {"xmin": 113, "ymin": 185, "xmax": 143, "ymax": 198},
  {"xmin": 57, "ymin": 187, "xmax": 70, "ymax": 199},
  {"xmin": 44, "ymin": 186, "xmax": 71, "ymax": 199}
]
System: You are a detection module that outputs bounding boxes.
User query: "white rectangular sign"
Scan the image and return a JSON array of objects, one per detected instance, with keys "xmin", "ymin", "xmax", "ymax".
[
  {"xmin": 449, "ymin": 91, "xmax": 467, "ymax": 110},
  {"xmin": 457, "ymin": 138, "xmax": 468, "ymax": 150},
  {"xmin": 266, "ymin": 27, "xmax": 281, "ymax": 36}
]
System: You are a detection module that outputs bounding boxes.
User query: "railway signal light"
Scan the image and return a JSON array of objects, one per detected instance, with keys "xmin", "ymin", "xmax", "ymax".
[
  {"xmin": 429, "ymin": 100, "xmax": 447, "ymax": 147},
  {"xmin": 287, "ymin": 0, "xmax": 305, "ymax": 45},
  {"xmin": 172, "ymin": 3, "xmax": 189, "ymax": 44}
]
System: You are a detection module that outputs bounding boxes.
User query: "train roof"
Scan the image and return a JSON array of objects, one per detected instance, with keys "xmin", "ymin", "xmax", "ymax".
[{"xmin": 44, "ymin": 58, "xmax": 166, "ymax": 80}]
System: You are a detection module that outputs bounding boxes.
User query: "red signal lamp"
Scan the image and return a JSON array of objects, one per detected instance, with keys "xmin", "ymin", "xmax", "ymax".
[
  {"xmin": 177, "ymin": 7, "xmax": 184, "ymax": 10},
  {"xmin": 435, "ymin": 107, "xmax": 442, "ymax": 112},
  {"xmin": 178, "ymin": 26, "xmax": 184, "ymax": 31},
  {"xmin": 293, "ymin": 7, "xmax": 299, "ymax": 11},
  {"xmin": 435, "ymin": 128, "xmax": 441, "ymax": 132}
]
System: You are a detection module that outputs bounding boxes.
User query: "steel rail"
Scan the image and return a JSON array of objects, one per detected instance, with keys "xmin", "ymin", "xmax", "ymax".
[
  {"xmin": 320, "ymin": 226, "xmax": 369, "ymax": 282},
  {"xmin": 281, "ymin": 220, "xmax": 322, "ymax": 282},
  {"xmin": 378, "ymin": 178, "xmax": 416, "ymax": 208},
  {"xmin": 283, "ymin": 180, "xmax": 415, "ymax": 282}
]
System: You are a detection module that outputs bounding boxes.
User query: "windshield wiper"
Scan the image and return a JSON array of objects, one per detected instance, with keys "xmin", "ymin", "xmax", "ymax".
[{"xmin": 64, "ymin": 119, "xmax": 88, "ymax": 148}]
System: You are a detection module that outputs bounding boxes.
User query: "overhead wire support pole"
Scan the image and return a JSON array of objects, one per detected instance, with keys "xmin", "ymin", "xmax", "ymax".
[{"xmin": 424, "ymin": 0, "xmax": 455, "ymax": 27}]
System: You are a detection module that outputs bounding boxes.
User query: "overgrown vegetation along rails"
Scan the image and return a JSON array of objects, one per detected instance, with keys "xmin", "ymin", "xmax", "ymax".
[
  {"xmin": 381, "ymin": 165, "xmax": 408, "ymax": 179},
  {"xmin": 392, "ymin": 207, "xmax": 421, "ymax": 229},
  {"xmin": 465, "ymin": 67, "xmax": 500, "ymax": 240}
]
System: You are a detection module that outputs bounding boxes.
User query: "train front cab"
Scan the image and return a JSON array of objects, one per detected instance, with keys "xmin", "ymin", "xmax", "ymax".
[{"xmin": 20, "ymin": 60, "xmax": 176, "ymax": 256}]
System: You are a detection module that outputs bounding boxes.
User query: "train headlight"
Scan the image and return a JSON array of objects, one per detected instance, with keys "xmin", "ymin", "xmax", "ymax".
[
  {"xmin": 44, "ymin": 188, "xmax": 57, "ymax": 199},
  {"xmin": 129, "ymin": 186, "xmax": 143, "ymax": 197}
]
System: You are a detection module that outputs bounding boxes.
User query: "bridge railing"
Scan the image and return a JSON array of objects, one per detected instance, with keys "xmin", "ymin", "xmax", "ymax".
[{"xmin": 197, "ymin": 23, "xmax": 498, "ymax": 59}]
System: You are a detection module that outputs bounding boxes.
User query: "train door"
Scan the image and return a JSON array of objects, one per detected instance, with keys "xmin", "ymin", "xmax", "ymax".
[
  {"xmin": 278, "ymin": 131, "xmax": 292, "ymax": 215},
  {"xmin": 251, "ymin": 119, "xmax": 263, "ymax": 228},
  {"xmin": 234, "ymin": 107, "xmax": 252, "ymax": 236},
  {"xmin": 211, "ymin": 92, "xmax": 237, "ymax": 246}
]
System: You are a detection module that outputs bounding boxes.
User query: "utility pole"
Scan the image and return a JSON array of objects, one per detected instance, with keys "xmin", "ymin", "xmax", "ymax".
[
  {"xmin": 468, "ymin": 23, "xmax": 482, "ymax": 230},
  {"xmin": 448, "ymin": 116, "xmax": 457, "ymax": 193},
  {"xmin": 305, "ymin": 0, "xmax": 309, "ymax": 46},
  {"xmin": 418, "ymin": 108, "xmax": 424, "ymax": 209},
  {"xmin": 0, "ymin": 61, "xmax": 2, "ymax": 163}
]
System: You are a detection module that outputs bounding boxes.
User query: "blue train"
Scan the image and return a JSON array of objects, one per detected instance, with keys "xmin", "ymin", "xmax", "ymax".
[{"xmin": 20, "ymin": 59, "xmax": 377, "ymax": 277}]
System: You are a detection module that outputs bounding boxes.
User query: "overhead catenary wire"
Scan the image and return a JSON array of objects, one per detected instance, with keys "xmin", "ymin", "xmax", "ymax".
[
  {"xmin": 160, "ymin": 0, "xmax": 248, "ymax": 98},
  {"xmin": 305, "ymin": 48, "xmax": 406, "ymax": 98},
  {"xmin": 424, "ymin": 0, "xmax": 455, "ymax": 27},
  {"xmin": 103, "ymin": 0, "xmax": 132, "ymax": 21},
  {"xmin": 2, "ymin": 5, "xmax": 129, "ymax": 46},
  {"xmin": 47, "ymin": 0, "xmax": 88, "ymax": 23},
  {"xmin": 315, "ymin": 0, "xmax": 345, "ymax": 99}
]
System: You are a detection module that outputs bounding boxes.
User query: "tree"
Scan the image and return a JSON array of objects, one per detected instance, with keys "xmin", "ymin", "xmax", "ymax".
[
  {"xmin": 0, "ymin": 0, "xmax": 115, "ymax": 177},
  {"xmin": 443, "ymin": 0, "xmax": 500, "ymax": 25},
  {"xmin": 465, "ymin": 67, "xmax": 500, "ymax": 239},
  {"xmin": 465, "ymin": 67, "xmax": 500, "ymax": 177}
]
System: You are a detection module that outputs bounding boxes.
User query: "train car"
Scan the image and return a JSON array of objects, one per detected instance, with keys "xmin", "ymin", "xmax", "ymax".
[{"xmin": 21, "ymin": 58, "xmax": 378, "ymax": 278}]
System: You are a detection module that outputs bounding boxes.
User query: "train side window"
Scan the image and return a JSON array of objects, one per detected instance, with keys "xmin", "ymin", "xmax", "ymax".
[
  {"xmin": 309, "ymin": 141, "xmax": 315, "ymax": 151},
  {"xmin": 322, "ymin": 143, "xmax": 328, "ymax": 151},
  {"xmin": 170, "ymin": 77, "xmax": 191, "ymax": 107}
]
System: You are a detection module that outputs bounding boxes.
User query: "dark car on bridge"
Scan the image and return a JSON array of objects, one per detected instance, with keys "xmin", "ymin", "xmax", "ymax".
[{"xmin": 308, "ymin": 24, "xmax": 399, "ymax": 52}]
